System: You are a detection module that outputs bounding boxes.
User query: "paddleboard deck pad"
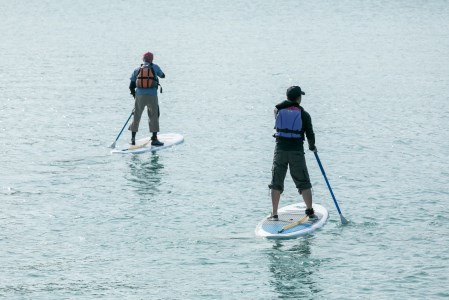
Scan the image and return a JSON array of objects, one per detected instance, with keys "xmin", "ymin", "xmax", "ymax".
[
  {"xmin": 111, "ymin": 133, "xmax": 184, "ymax": 154},
  {"xmin": 255, "ymin": 203, "xmax": 328, "ymax": 239}
]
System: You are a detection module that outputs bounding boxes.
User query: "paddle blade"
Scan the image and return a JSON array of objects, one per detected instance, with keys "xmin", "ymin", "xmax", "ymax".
[
  {"xmin": 340, "ymin": 214, "xmax": 349, "ymax": 225},
  {"xmin": 109, "ymin": 141, "xmax": 116, "ymax": 149}
]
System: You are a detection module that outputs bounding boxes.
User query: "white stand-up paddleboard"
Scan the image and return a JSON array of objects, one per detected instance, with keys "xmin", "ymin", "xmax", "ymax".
[
  {"xmin": 255, "ymin": 203, "xmax": 328, "ymax": 240},
  {"xmin": 111, "ymin": 133, "xmax": 184, "ymax": 154}
]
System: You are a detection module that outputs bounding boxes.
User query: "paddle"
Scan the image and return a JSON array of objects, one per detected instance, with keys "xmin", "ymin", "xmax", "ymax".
[
  {"xmin": 278, "ymin": 215, "xmax": 308, "ymax": 233},
  {"xmin": 314, "ymin": 151, "xmax": 348, "ymax": 225},
  {"xmin": 109, "ymin": 110, "xmax": 134, "ymax": 148}
]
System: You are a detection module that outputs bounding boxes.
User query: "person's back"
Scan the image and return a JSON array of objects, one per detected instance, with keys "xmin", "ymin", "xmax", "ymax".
[
  {"xmin": 128, "ymin": 51, "xmax": 165, "ymax": 146},
  {"xmin": 273, "ymin": 100, "xmax": 315, "ymax": 151}
]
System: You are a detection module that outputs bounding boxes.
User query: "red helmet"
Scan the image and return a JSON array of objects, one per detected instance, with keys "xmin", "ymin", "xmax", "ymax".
[{"xmin": 143, "ymin": 52, "xmax": 153, "ymax": 63}]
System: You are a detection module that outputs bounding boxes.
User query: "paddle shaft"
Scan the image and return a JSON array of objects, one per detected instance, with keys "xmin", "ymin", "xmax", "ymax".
[
  {"xmin": 314, "ymin": 152, "xmax": 343, "ymax": 216},
  {"xmin": 111, "ymin": 110, "xmax": 134, "ymax": 146}
]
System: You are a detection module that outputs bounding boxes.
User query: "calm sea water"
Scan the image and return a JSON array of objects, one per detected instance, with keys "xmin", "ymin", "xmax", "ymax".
[{"xmin": 1, "ymin": 1, "xmax": 449, "ymax": 299}]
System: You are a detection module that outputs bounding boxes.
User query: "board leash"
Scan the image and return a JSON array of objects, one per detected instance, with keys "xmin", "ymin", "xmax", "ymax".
[
  {"xmin": 278, "ymin": 215, "xmax": 308, "ymax": 233},
  {"xmin": 121, "ymin": 140, "xmax": 151, "ymax": 151}
]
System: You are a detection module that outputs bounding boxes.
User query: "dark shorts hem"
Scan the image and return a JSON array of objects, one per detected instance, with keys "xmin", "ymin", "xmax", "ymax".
[
  {"xmin": 270, "ymin": 148, "xmax": 311, "ymax": 193},
  {"xmin": 268, "ymin": 184, "xmax": 283, "ymax": 193}
]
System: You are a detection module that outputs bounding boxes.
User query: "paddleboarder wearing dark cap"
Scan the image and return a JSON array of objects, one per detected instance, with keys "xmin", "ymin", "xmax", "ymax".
[{"xmin": 268, "ymin": 86, "xmax": 318, "ymax": 220}]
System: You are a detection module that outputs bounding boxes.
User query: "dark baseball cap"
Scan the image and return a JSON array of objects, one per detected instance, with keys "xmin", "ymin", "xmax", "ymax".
[{"xmin": 286, "ymin": 86, "xmax": 305, "ymax": 100}]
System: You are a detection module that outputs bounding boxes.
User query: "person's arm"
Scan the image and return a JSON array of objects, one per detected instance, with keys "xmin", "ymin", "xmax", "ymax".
[
  {"xmin": 303, "ymin": 111, "xmax": 316, "ymax": 151},
  {"xmin": 129, "ymin": 69, "xmax": 137, "ymax": 98},
  {"xmin": 154, "ymin": 65, "xmax": 165, "ymax": 78},
  {"xmin": 129, "ymin": 80, "xmax": 136, "ymax": 98}
]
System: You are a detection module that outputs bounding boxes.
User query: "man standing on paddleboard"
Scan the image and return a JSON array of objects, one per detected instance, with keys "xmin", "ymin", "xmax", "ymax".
[
  {"xmin": 268, "ymin": 86, "xmax": 318, "ymax": 220},
  {"xmin": 128, "ymin": 51, "xmax": 165, "ymax": 146}
]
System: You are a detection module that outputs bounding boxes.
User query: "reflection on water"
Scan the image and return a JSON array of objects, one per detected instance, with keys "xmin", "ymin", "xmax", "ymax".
[
  {"xmin": 127, "ymin": 154, "xmax": 164, "ymax": 197},
  {"xmin": 267, "ymin": 239, "xmax": 322, "ymax": 299}
]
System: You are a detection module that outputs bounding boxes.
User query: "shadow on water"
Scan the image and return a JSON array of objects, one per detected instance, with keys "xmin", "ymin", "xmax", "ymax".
[
  {"xmin": 266, "ymin": 239, "xmax": 322, "ymax": 299},
  {"xmin": 127, "ymin": 153, "xmax": 164, "ymax": 197}
]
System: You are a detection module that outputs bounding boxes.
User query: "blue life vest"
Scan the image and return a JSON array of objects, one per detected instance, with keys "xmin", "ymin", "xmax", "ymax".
[{"xmin": 274, "ymin": 106, "xmax": 302, "ymax": 138}]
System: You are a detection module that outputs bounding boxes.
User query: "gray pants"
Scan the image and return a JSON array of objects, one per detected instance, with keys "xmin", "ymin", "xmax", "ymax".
[{"xmin": 128, "ymin": 94, "xmax": 159, "ymax": 133}]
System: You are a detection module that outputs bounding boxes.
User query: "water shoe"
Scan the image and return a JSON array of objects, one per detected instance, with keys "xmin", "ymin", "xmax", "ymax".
[
  {"xmin": 151, "ymin": 139, "xmax": 164, "ymax": 146},
  {"xmin": 268, "ymin": 214, "xmax": 279, "ymax": 221}
]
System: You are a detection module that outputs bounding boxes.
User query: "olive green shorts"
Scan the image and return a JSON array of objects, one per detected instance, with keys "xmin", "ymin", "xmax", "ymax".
[{"xmin": 268, "ymin": 148, "xmax": 312, "ymax": 193}]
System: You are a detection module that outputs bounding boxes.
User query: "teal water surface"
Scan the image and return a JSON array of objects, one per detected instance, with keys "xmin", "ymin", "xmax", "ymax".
[{"xmin": 1, "ymin": 1, "xmax": 449, "ymax": 299}]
